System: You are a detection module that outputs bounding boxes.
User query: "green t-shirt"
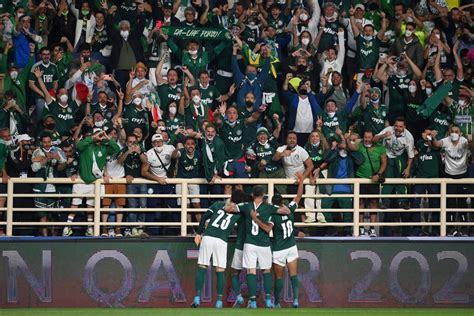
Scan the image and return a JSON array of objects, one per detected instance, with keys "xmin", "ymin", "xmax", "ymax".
[
  {"xmin": 238, "ymin": 201, "xmax": 278, "ymax": 247},
  {"xmin": 234, "ymin": 215, "xmax": 246, "ymax": 250},
  {"xmin": 28, "ymin": 62, "xmax": 59, "ymax": 98},
  {"xmin": 220, "ymin": 119, "xmax": 246, "ymax": 160},
  {"xmin": 356, "ymin": 35, "xmax": 381, "ymax": 72},
  {"xmin": 319, "ymin": 21, "xmax": 340, "ymax": 53},
  {"xmin": 388, "ymin": 74, "xmax": 411, "ymax": 114},
  {"xmin": 199, "ymin": 84, "xmax": 221, "ymax": 110},
  {"xmin": 43, "ymin": 101, "xmax": 78, "ymax": 136},
  {"xmin": 176, "ymin": 148, "xmax": 202, "ymax": 178},
  {"xmin": 166, "ymin": 116, "xmax": 184, "ymax": 136},
  {"xmin": 157, "ymin": 83, "xmax": 182, "ymax": 112},
  {"xmin": 272, "ymin": 201, "xmax": 297, "ymax": 251},
  {"xmin": 362, "ymin": 102, "xmax": 388, "ymax": 135},
  {"xmin": 356, "ymin": 143, "xmax": 386, "ymax": 179},
  {"xmin": 304, "ymin": 142, "xmax": 325, "ymax": 169},
  {"xmin": 429, "ymin": 108, "xmax": 453, "ymax": 140},
  {"xmin": 415, "ymin": 140, "xmax": 441, "ymax": 178},
  {"xmin": 253, "ymin": 138, "xmax": 281, "ymax": 174},
  {"xmin": 184, "ymin": 103, "xmax": 208, "ymax": 132},
  {"xmin": 203, "ymin": 201, "xmax": 241, "ymax": 242},
  {"xmin": 124, "ymin": 105, "xmax": 149, "ymax": 136},
  {"xmin": 122, "ymin": 146, "xmax": 144, "ymax": 178}
]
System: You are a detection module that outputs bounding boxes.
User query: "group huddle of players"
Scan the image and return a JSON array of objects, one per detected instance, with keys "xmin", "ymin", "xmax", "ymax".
[{"xmin": 192, "ymin": 176, "xmax": 304, "ymax": 309}]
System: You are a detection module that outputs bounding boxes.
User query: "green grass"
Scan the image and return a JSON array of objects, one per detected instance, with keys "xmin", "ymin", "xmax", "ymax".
[{"xmin": 0, "ymin": 309, "xmax": 473, "ymax": 316}]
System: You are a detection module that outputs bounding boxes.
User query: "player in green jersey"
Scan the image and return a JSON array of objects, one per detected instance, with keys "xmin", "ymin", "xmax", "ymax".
[
  {"xmin": 192, "ymin": 190, "xmax": 246, "ymax": 309},
  {"xmin": 253, "ymin": 173, "xmax": 304, "ymax": 308}
]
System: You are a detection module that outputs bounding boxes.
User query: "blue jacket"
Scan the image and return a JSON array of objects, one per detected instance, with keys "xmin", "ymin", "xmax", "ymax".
[
  {"xmin": 283, "ymin": 91, "xmax": 323, "ymax": 130},
  {"xmin": 232, "ymin": 55, "xmax": 270, "ymax": 111}
]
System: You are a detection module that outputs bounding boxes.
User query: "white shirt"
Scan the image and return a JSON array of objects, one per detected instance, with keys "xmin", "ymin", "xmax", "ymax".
[
  {"xmin": 106, "ymin": 142, "xmax": 125, "ymax": 178},
  {"xmin": 277, "ymin": 145, "xmax": 310, "ymax": 179},
  {"xmin": 441, "ymin": 136, "xmax": 469, "ymax": 176},
  {"xmin": 377, "ymin": 126, "xmax": 415, "ymax": 159},
  {"xmin": 132, "ymin": 78, "xmax": 154, "ymax": 97},
  {"xmin": 146, "ymin": 145, "xmax": 175, "ymax": 178},
  {"xmin": 294, "ymin": 97, "xmax": 314, "ymax": 133}
]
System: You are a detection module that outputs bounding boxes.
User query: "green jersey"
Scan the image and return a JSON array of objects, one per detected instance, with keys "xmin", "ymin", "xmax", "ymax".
[
  {"xmin": 268, "ymin": 14, "xmax": 287, "ymax": 36},
  {"xmin": 166, "ymin": 116, "xmax": 184, "ymax": 136},
  {"xmin": 28, "ymin": 61, "xmax": 59, "ymax": 98},
  {"xmin": 238, "ymin": 201, "xmax": 279, "ymax": 247},
  {"xmin": 429, "ymin": 108, "xmax": 453, "ymax": 140},
  {"xmin": 253, "ymin": 137, "xmax": 281, "ymax": 174},
  {"xmin": 356, "ymin": 35, "xmax": 381, "ymax": 72},
  {"xmin": 356, "ymin": 143, "xmax": 386, "ymax": 179},
  {"xmin": 184, "ymin": 103, "xmax": 208, "ymax": 132},
  {"xmin": 176, "ymin": 148, "xmax": 202, "ymax": 178},
  {"xmin": 121, "ymin": 146, "xmax": 144, "ymax": 178},
  {"xmin": 199, "ymin": 201, "xmax": 241, "ymax": 242},
  {"xmin": 124, "ymin": 105, "xmax": 149, "ymax": 136},
  {"xmin": 54, "ymin": 53, "xmax": 73, "ymax": 89},
  {"xmin": 414, "ymin": 140, "xmax": 441, "ymax": 178},
  {"xmin": 157, "ymin": 83, "xmax": 182, "ymax": 111},
  {"xmin": 234, "ymin": 216, "xmax": 246, "ymax": 250},
  {"xmin": 388, "ymin": 74, "xmax": 411, "ymax": 114},
  {"xmin": 319, "ymin": 20, "xmax": 340, "ymax": 53},
  {"xmin": 322, "ymin": 111, "xmax": 349, "ymax": 139},
  {"xmin": 199, "ymin": 84, "xmax": 221, "ymax": 110},
  {"xmin": 220, "ymin": 119, "xmax": 246, "ymax": 160},
  {"xmin": 361, "ymin": 102, "xmax": 388, "ymax": 135},
  {"xmin": 76, "ymin": 137, "xmax": 120, "ymax": 184},
  {"xmin": 43, "ymin": 101, "xmax": 78, "ymax": 136},
  {"xmin": 304, "ymin": 142, "xmax": 325, "ymax": 168},
  {"xmin": 272, "ymin": 201, "xmax": 297, "ymax": 251},
  {"xmin": 452, "ymin": 101, "xmax": 473, "ymax": 140},
  {"xmin": 90, "ymin": 103, "xmax": 117, "ymax": 123}
]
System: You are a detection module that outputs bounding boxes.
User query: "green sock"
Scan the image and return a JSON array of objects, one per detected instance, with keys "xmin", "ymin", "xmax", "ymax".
[
  {"xmin": 247, "ymin": 273, "xmax": 257, "ymax": 301},
  {"xmin": 231, "ymin": 273, "xmax": 241, "ymax": 296},
  {"xmin": 263, "ymin": 272, "xmax": 272, "ymax": 299},
  {"xmin": 290, "ymin": 275, "xmax": 299, "ymax": 300},
  {"xmin": 195, "ymin": 267, "xmax": 207, "ymax": 296},
  {"xmin": 216, "ymin": 271, "xmax": 225, "ymax": 299},
  {"xmin": 274, "ymin": 278, "xmax": 283, "ymax": 305}
]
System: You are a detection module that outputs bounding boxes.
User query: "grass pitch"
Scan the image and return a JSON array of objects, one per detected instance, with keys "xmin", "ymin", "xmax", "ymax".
[{"xmin": 0, "ymin": 309, "xmax": 473, "ymax": 316}]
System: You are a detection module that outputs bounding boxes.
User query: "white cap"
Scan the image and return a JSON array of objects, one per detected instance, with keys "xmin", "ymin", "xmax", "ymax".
[
  {"xmin": 152, "ymin": 134, "xmax": 163, "ymax": 142},
  {"xmin": 354, "ymin": 4, "xmax": 365, "ymax": 11},
  {"xmin": 15, "ymin": 134, "xmax": 33, "ymax": 143}
]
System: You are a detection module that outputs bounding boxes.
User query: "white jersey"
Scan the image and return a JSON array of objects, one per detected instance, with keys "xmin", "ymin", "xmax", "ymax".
[
  {"xmin": 441, "ymin": 136, "xmax": 469, "ymax": 176},
  {"xmin": 277, "ymin": 145, "xmax": 310, "ymax": 180},
  {"xmin": 106, "ymin": 142, "xmax": 125, "ymax": 178},
  {"xmin": 146, "ymin": 145, "xmax": 175, "ymax": 178},
  {"xmin": 377, "ymin": 126, "xmax": 415, "ymax": 159}
]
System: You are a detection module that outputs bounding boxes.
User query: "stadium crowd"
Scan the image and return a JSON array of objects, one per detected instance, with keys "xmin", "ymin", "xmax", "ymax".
[{"xmin": 0, "ymin": 0, "xmax": 472, "ymax": 237}]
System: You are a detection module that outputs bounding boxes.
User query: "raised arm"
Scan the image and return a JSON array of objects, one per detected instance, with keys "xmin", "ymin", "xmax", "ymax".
[{"xmin": 250, "ymin": 210, "xmax": 273, "ymax": 233}]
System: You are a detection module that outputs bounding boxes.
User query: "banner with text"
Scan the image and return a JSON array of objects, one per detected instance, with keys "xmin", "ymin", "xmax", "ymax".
[
  {"xmin": 0, "ymin": 238, "xmax": 473, "ymax": 308},
  {"xmin": 162, "ymin": 26, "xmax": 232, "ymax": 41}
]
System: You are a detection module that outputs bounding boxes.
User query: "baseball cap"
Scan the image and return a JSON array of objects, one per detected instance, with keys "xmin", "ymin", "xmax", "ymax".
[
  {"xmin": 135, "ymin": 62, "xmax": 148, "ymax": 72},
  {"xmin": 152, "ymin": 134, "xmax": 164, "ymax": 142},
  {"xmin": 257, "ymin": 127, "xmax": 270, "ymax": 136},
  {"xmin": 163, "ymin": 2, "xmax": 173, "ymax": 9},
  {"xmin": 15, "ymin": 134, "xmax": 33, "ymax": 143},
  {"xmin": 370, "ymin": 87, "xmax": 381, "ymax": 95},
  {"xmin": 354, "ymin": 4, "xmax": 365, "ymax": 11}
]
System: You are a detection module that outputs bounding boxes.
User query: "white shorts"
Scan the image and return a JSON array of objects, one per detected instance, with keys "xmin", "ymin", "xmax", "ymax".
[
  {"xmin": 243, "ymin": 243, "xmax": 272, "ymax": 270},
  {"xmin": 231, "ymin": 248, "xmax": 243, "ymax": 270},
  {"xmin": 175, "ymin": 184, "xmax": 200, "ymax": 205},
  {"xmin": 197, "ymin": 236, "xmax": 228, "ymax": 269},
  {"xmin": 71, "ymin": 183, "xmax": 104, "ymax": 206},
  {"xmin": 273, "ymin": 245, "xmax": 299, "ymax": 267}
]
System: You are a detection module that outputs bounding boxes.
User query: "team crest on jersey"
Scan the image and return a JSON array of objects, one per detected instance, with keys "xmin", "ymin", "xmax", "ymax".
[
  {"xmin": 67, "ymin": 108, "xmax": 72, "ymax": 113},
  {"xmin": 165, "ymin": 154, "xmax": 171, "ymax": 160},
  {"xmin": 97, "ymin": 152, "xmax": 103, "ymax": 157},
  {"xmin": 264, "ymin": 143, "xmax": 270, "ymax": 149},
  {"xmin": 73, "ymin": 161, "xmax": 78, "ymax": 166},
  {"xmin": 209, "ymin": 92, "xmax": 213, "ymax": 97},
  {"xmin": 236, "ymin": 129, "xmax": 242, "ymax": 136}
]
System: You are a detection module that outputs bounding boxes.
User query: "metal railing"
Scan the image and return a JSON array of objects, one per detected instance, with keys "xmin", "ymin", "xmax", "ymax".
[{"xmin": 0, "ymin": 177, "xmax": 473, "ymax": 237}]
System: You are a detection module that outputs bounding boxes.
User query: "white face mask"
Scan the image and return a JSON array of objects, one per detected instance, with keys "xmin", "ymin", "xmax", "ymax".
[
  {"xmin": 364, "ymin": 143, "xmax": 372, "ymax": 148},
  {"xmin": 206, "ymin": 135, "xmax": 215, "ymax": 142},
  {"xmin": 425, "ymin": 88, "xmax": 432, "ymax": 95},
  {"xmin": 408, "ymin": 85, "xmax": 417, "ymax": 93},
  {"xmin": 339, "ymin": 149, "xmax": 348, "ymax": 157},
  {"xmin": 458, "ymin": 100, "xmax": 466, "ymax": 107},
  {"xmin": 154, "ymin": 145, "xmax": 164, "ymax": 152},
  {"xmin": 59, "ymin": 94, "xmax": 68, "ymax": 104},
  {"xmin": 450, "ymin": 133, "xmax": 460, "ymax": 142},
  {"xmin": 328, "ymin": 111, "xmax": 336, "ymax": 117},
  {"xmin": 259, "ymin": 140, "xmax": 268, "ymax": 146},
  {"xmin": 301, "ymin": 38, "xmax": 310, "ymax": 46},
  {"xmin": 300, "ymin": 13, "xmax": 308, "ymax": 22},
  {"xmin": 192, "ymin": 95, "xmax": 201, "ymax": 104},
  {"xmin": 158, "ymin": 126, "xmax": 166, "ymax": 131},
  {"xmin": 169, "ymin": 107, "xmax": 177, "ymax": 115},
  {"xmin": 188, "ymin": 49, "xmax": 198, "ymax": 55},
  {"xmin": 120, "ymin": 30, "xmax": 129, "ymax": 39},
  {"xmin": 363, "ymin": 35, "xmax": 373, "ymax": 41},
  {"xmin": 311, "ymin": 141, "xmax": 320, "ymax": 147},
  {"xmin": 133, "ymin": 97, "xmax": 142, "ymax": 106},
  {"xmin": 10, "ymin": 71, "xmax": 18, "ymax": 80},
  {"xmin": 95, "ymin": 120, "xmax": 105, "ymax": 128},
  {"xmin": 370, "ymin": 98, "xmax": 379, "ymax": 104},
  {"xmin": 405, "ymin": 30, "xmax": 413, "ymax": 37}
]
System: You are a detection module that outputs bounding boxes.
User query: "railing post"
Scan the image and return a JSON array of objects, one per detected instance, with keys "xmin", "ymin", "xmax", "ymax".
[
  {"xmin": 6, "ymin": 179, "xmax": 14, "ymax": 236},
  {"xmin": 353, "ymin": 181, "xmax": 360, "ymax": 237},
  {"xmin": 267, "ymin": 180, "xmax": 274, "ymax": 205},
  {"xmin": 94, "ymin": 180, "xmax": 101, "ymax": 236},
  {"xmin": 181, "ymin": 180, "xmax": 188, "ymax": 237},
  {"xmin": 440, "ymin": 180, "xmax": 447, "ymax": 237}
]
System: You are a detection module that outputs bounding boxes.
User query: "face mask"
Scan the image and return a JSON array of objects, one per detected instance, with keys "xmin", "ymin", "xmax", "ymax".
[
  {"xmin": 154, "ymin": 145, "xmax": 164, "ymax": 152},
  {"xmin": 16, "ymin": 12, "xmax": 24, "ymax": 19},
  {"xmin": 245, "ymin": 100, "xmax": 254, "ymax": 108},
  {"xmin": 133, "ymin": 97, "xmax": 142, "ymax": 106},
  {"xmin": 59, "ymin": 94, "xmax": 68, "ymax": 104},
  {"xmin": 10, "ymin": 71, "xmax": 18, "ymax": 80},
  {"xmin": 259, "ymin": 140, "xmax": 268, "ymax": 146},
  {"xmin": 425, "ymin": 88, "xmax": 432, "ymax": 95},
  {"xmin": 192, "ymin": 95, "xmax": 201, "ymax": 104},
  {"xmin": 408, "ymin": 85, "xmax": 417, "ymax": 93},
  {"xmin": 169, "ymin": 107, "xmax": 177, "ymax": 115},
  {"xmin": 46, "ymin": 123, "xmax": 55, "ymax": 130},
  {"xmin": 301, "ymin": 38, "xmax": 310, "ymax": 46},
  {"xmin": 300, "ymin": 13, "xmax": 308, "ymax": 22},
  {"xmin": 458, "ymin": 100, "xmax": 466, "ymax": 107},
  {"xmin": 370, "ymin": 97, "xmax": 379, "ymax": 103},
  {"xmin": 81, "ymin": 10, "xmax": 89, "ymax": 16},
  {"xmin": 95, "ymin": 120, "xmax": 105, "ymax": 128},
  {"xmin": 327, "ymin": 111, "xmax": 336, "ymax": 117},
  {"xmin": 450, "ymin": 133, "xmax": 460, "ymax": 141},
  {"xmin": 188, "ymin": 49, "xmax": 198, "ymax": 55},
  {"xmin": 206, "ymin": 135, "xmax": 215, "ymax": 142},
  {"xmin": 312, "ymin": 141, "xmax": 320, "ymax": 147},
  {"xmin": 158, "ymin": 126, "xmax": 166, "ymax": 131},
  {"xmin": 405, "ymin": 30, "xmax": 413, "ymax": 37},
  {"xmin": 247, "ymin": 73, "xmax": 256, "ymax": 80},
  {"xmin": 227, "ymin": 120, "xmax": 237, "ymax": 127},
  {"xmin": 120, "ymin": 30, "xmax": 129, "ymax": 39},
  {"xmin": 297, "ymin": 65, "xmax": 306, "ymax": 72},
  {"xmin": 339, "ymin": 149, "xmax": 348, "ymax": 157},
  {"xmin": 363, "ymin": 35, "xmax": 373, "ymax": 41},
  {"xmin": 299, "ymin": 88, "xmax": 308, "ymax": 95},
  {"xmin": 364, "ymin": 143, "xmax": 372, "ymax": 148}
]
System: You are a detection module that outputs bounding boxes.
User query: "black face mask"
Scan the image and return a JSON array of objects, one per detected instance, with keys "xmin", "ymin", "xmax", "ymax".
[
  {"xmin": 297, "ymin": 65, "xmax": 306, "ymax": 72},
  {"xmin": 298, "ymin": 88, "xmax": 308, "ymax": 95},
  {"xmin": 46, "ymin": 123, "xmax": 55, "ymax": 130},
  {"xmin": 245, "ymin": 100, "xmax": 254, "ymax": 108}
]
